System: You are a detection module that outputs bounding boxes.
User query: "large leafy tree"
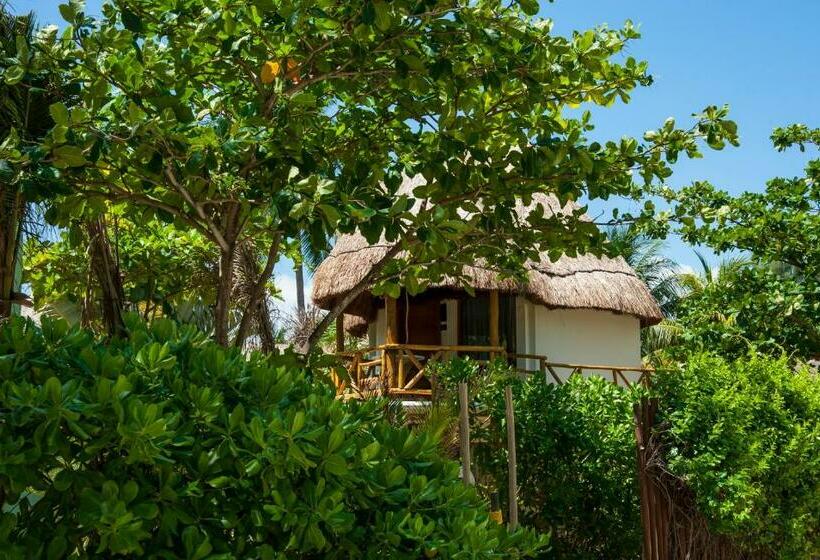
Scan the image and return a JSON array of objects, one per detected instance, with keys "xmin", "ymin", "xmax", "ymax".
[
  {"xmin": 664, "ymin": 125, "xmax": 819, "ymax": 358},
  {"xmin": 3, "ymin": 0, "xmax": 737, "ymax": 350}
]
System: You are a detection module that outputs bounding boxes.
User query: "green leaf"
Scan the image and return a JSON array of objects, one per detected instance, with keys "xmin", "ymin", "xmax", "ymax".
[
  {"xmin": 44, "ymin": 377, "xmax": 62, "ymax": 403},
  {"xmin": 519, "ymin": 0, "xmax": 539, "ymax": 16},
  {"xmin": 49, "ymin": 103, "xmax": 70, "ymax": 126},
  {"xmin": 291, "ymin": 410, "xmax": 306, "ymax": 435},
  {"xmin": 373, "ymin": 1, "xmax": 391, "ymax": 31},
  {"xmin": 52, "ymin": 145, "xmax": 87, "ymax": 167},
  {"xmin": 207, "ymin": 476, "xmax": 232, "ymax": 488},
  {"xmin": 291, "ymin": 92, "xmax": 317, "ymax": 106},
  {"xmin": 58, "ymin": 3, "xmax": 76, "ymax": 22},
  {"xmin": 4, "ymin": 65, "xmax": 25, "ymax": 85},
  {"xmin": 121, "ymin": 7, "xmax": 143, "ymax": 32}
]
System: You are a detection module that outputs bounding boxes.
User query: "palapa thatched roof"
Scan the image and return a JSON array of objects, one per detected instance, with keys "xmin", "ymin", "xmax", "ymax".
[{"xmin": 313, "ymin": 175, "xmax": 663, "ymax": 329}]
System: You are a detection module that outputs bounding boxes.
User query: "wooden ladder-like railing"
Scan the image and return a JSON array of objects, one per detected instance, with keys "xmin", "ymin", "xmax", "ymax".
[{"xmin": 333, "ymin": 344, "xmax": 654, "ymax": 399}]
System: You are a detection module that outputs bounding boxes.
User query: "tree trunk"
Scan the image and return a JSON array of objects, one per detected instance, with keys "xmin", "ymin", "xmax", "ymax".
[
  {"xmin": 86, "ymin": 216, "xmax": 126, "ymax": 337},
  {"xmin": 214, "ymin": 244, "xmax": 235, "ymax": 346},
  {"xmin": 233, "ymin": 234, "xmax": 281, "ymax": 349},
  {"xmin": 0, "ymin": 187, "xmax": 24, "ymax": 319},
  {"xmin": 295, "ymin": 261, "xmax": 306, "ymax": 314}
]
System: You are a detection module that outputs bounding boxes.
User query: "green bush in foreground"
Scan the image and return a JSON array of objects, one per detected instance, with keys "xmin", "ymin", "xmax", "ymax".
[
  {"xmin": 472, "ymin": 371, "xmax": 641, "ymax": 560},
  {"xmin": 0, "ymin": 316, "xmax": 546, "ymax": 558},
  {"xmin": 656, "ymin": 353, "xmax": 820, "ymax": 558},
  {"xmin": 444, "ymin": 353, "xmax": 819, "ymax": 559}
]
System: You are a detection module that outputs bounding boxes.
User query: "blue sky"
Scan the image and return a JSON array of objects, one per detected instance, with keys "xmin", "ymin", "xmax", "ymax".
[{"xmin": 14, "ymin": 0, "xmax": 820, "ymax": 311}]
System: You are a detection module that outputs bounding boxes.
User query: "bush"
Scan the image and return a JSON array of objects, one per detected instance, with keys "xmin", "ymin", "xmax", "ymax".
[
  {"xmin": 458, "ymin": 363, "xmax": 642, "ymax": 560},
  {"xmin": 655, "ymin": 352, "xmax": 820, "ymax": 558},
  {"xmin": 0, "ymin": 316, "xmax": 546, "ymax": 558}
]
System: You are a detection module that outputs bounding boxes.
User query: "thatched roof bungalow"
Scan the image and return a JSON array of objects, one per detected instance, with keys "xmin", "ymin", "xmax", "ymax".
[{"xmin": 312, "ymin": 175, "xmax": 662, "ymax": 393}]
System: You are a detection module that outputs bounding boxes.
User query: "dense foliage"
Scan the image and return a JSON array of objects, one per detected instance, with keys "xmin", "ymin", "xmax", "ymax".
[
  {"xmin": 653, "ymin": 124, "xmax": 820, "ymax": 359},
  {"xmin": 25, "ymin": 218, "xmax": 218, "ymax": 328},
  {"xmin": 431, "ymin": 358, "xmax": 642, "ymax": 559},
  {"xmin": 673, "ymin": 262, "xmax": 818, "ymax": 359},
  {"xmin": 0, "ymin": 317, "xmax": 546, "ymax": 558},
  {"xmin": 655, "ymin": 353, "xmax": 820, "ymax": 558},
  {"xmin": 475, "ymin": 374, "xmax": 641, "ymax": 559},
  {"xmin": 431, "ymin": 354, "xmax": 820, "ymax": 559},
  {"xmin": 0, "ymin": 0, "xmax": 737, "ymax": 348}
]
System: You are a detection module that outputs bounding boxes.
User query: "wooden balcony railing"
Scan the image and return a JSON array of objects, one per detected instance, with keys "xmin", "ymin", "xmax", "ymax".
[{"xmin": 331, "ymin": 343, "xmax": 654, "ymax": 400}]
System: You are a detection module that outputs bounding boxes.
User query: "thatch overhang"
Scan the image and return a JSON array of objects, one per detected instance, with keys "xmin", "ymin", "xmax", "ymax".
[{"xmin": 312, "ymin": 176, "xmax": 663, "ymax": 330}]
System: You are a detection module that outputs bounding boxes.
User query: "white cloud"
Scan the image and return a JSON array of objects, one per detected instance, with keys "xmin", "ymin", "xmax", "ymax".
[{"xmin": 272, "ymin": 260, "xmax": 312, "ymax": 316}]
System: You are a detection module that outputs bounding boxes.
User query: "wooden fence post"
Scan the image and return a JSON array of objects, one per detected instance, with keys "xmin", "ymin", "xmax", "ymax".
[
  {"xmin": 504, "ymin": 385, "xmax": 519, "ymax": 530},
  {"xmin": 635, "ymin": 397, "xmax": 667, "ymax": 560},
  {"xmin": 458, "ymin": 381, "xmax": 473, "ymax": 485}
]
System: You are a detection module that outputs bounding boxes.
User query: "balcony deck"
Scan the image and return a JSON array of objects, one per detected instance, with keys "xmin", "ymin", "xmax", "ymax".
[{"xmin": 330, "ymin": 343, "xmax": 654, "ymax": 400}]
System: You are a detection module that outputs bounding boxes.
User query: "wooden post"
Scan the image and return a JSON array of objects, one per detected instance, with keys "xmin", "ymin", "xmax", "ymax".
[
  {"xmin": 489, "ymin": 290, "xmax": 500, "ymax": 358},
  {"xmin": 458, "ymin": 382, "xmax": 473, "ymax": 485},
  {"xmin": 504, "ymin": 385, "xmax": 519, "ymax": 530},
  {"xmin": 332, "ymin": 315, "xmax": 345, "ymax": 393},
  {"xmin": 384, "ymin": 296, "xmax": 398, "ymax": 390},
  {"xmin": 335, "ymin": 314, "xmax": 345, "ymax": 352}
]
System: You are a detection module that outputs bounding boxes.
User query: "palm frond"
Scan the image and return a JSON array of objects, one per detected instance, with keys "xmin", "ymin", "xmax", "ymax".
[
  {"xmin": 605, "ymin": 225, "xmax": 683, "ymax": 317},
  {"xmin": 298, "ymin": 229, "xmax": 331, "ymax": 274}
]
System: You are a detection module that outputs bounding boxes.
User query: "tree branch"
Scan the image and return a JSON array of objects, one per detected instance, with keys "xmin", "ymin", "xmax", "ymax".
[
  {"xmin": 234, "ymin": 231, "xmax": 283, "ymax": 348},
  {"xmin": 163, "ymin": 165, "xmax": 230, "ymax": 252},
  {"xmin": 298, "ymin": 241, "xmax": 405, "ymax": 355}
]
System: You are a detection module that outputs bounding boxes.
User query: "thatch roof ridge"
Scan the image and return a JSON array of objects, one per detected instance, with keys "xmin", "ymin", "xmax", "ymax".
[{"xmin": 311, "ymin": 175, "xmax": 663, "ymax": 327}]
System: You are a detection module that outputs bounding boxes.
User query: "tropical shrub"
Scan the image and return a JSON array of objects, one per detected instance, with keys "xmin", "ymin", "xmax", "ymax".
[
  {"xmin": 655, "ymin": 353, "xmax": 820, "ymax": 558},
  {"xmin": 444, "ymin": 361, "xmax": 643, "ymax": 560},
  {"xmin": 0, "ymin": 316, "xmax": 546, "ymax": 558},
  {"xmin": 435, "ymin": 352, "xmax": 820, "ymax": 559}
]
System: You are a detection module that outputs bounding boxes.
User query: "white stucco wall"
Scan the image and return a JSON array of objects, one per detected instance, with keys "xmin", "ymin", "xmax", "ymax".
[{"xmin": 515, "ymin": 297, "xmax": 643, "ymax": 385}]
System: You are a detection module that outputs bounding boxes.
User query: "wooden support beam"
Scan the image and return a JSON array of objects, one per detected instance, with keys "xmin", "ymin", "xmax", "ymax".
[
  {"xmin": 385, "ymin": 296, "xmax": 399, "ymax": 344},
  {"xmin": 488, "ymin": 289, "xmax": 500, "ymax": 357},
  {"xmin": 384, "ymin": 296, "xmax": 398, "ymax": 389},
  {"xmin": 458, "ymin": 382, "xmax": 474, "ymax": 485},
  {"xmin": 335, "ymin": 314, "xmax": 345, "ymax": 352},
  {"xmin": 504, "ymin": 385, "xmax": 519, "ymax": 530}
]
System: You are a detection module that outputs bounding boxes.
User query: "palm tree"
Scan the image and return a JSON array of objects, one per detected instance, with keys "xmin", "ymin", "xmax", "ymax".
[
  {"xmin": 679, "ymin": 250, "xmax": 749, "ymax": 296},
  {"xmin": 0, "ymin": 3, "xmax": 61, "ymax": 318},
  {"xmin": 294, "ymin": 229, "xmax": 330, "ymax": 315},
  {"xmin": 606, "ymin": 225, "xmax": 684, "ymax": 314},
  {"xmin": 606, "ymin": 226, "xmax": 686, "ymax": 356}
]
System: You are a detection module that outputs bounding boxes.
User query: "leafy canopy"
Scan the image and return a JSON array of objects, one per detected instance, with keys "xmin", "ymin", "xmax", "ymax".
[
  {"xmin": 1, "ymin": 0, "xmax": 738, "ymax": 347},
  {"xmin": 656, "ymin": 353, "xmax": 820, "ymax": 558},
  {"xmin": 661, "ymin": 124, "xmax": 819, "ymax": 358}
]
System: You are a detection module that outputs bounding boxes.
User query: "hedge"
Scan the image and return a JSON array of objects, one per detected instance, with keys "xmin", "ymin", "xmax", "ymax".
[{"xmin": 0, "ymin": 316, "xmax": 546, "ymax": 558}]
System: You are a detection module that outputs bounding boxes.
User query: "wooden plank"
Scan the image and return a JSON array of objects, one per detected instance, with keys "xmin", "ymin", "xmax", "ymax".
[
  {"xmin": 634, "ymin": 400, "xmax": 653, "ymax": 560},
  {"xmin": 384, "ymin": 343, "xmax": 504, "ymax": 353},
  {"xmin": 458, "ymin": 382, "xmax": 473, "ymax": 485},
  {"xmin": 397, "ymin": 349, "xmax": 406, "ymax": 388},
  {"xmin": 388, "ymin": 388, "xmax": 433, "ymax": 397},
  {"xmin": 384, "ymin": 297, "xmax": 398, "ymax": 388},
  {"xmin": 546, "ymin": 364, "xmax": 563, "ymax": 384},
  {"xmin": 615, "ymin": 369, "xmax": 633, "ymax": 388},
  {"xmin": 544, "ymin": 360, "xmax": 653, "ymax": 373},
  {"xmin": 504, "ymin": 386, "xmax": 518, "ymax": 530},
  {"xmin": 403, "ymin": 349, "xmax": 425, "ymax": 372},
  {"xmin": 403, "ymin": 367, "xmax": 427, "ymax": 390},
  {"xmin": 385, "ymin": 297, "xmax": 399, "ymax": 344}
]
